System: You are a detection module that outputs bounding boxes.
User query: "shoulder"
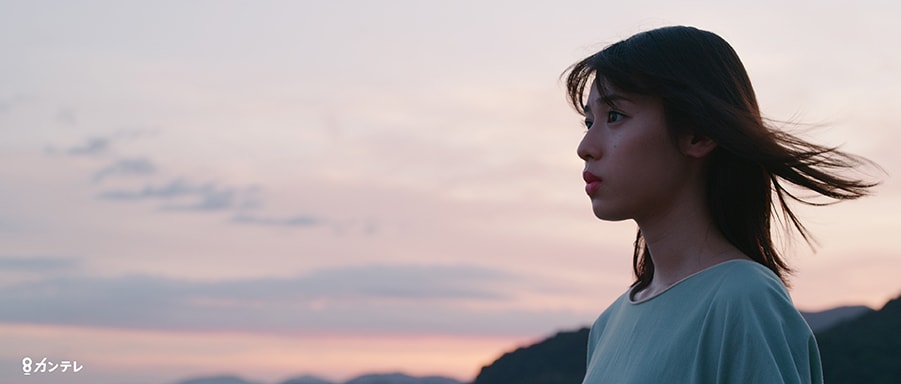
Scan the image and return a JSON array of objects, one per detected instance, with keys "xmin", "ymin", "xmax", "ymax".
[
  {"xmin": 697, "ymin": 261, "xmax": 823, "ymax": 383},
  {"xmin": 705, "ymin": 259, "xmax": 793, "ymax": 307},
  {"xmin": 702, "ymin": 260, "xmax": 817, "ymax": 356},
  {"xmin": 586, "ymin": 292, "xmax": 629, "ymax": 352},
  {"xmin": 708, "ymin": 258, "xmax": 782, "ymax": 285},
  {"xmin": 696, "ymin": 260, "xmax": 810, "ymax": 332},
  {"xmin": 684, "ymin": 260, "xmax": 816, "ymax": 348},
  {"xmin": 589, "ymin": 292, "xmax": 629, "ymax": 334}
]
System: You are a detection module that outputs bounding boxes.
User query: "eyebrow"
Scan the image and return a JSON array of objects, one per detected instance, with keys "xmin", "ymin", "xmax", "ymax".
[
  {"xmin": 584, "ymin": 93, "xmax": 633, "ymax": 113},
  {"xmin": 598, "ymin": 93, "xmax": 633, "ymax": 107}
]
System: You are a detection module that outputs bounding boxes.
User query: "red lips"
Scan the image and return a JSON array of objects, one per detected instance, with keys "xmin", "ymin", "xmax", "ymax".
[{"xmin": 583, "ymin": 171, "xmax": 602, "ymax": 195}]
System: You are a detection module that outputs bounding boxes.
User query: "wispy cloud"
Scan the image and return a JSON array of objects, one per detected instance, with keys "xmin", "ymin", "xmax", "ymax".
[
  {"xmin": 44, "ymin": 129, "xmax": 159, "ymax": 158},
  {"xmin": 46, "ymin": 137, "xmax": 112, "ymax": 156},
  {"xmin": 45, "ymin": 134, "xmax": 275, "ymax": 213},
  {"xmin": 0, "ymin": 256, "xmax": 80, "ymax": 272},
  {"xmin": 0, "ymin": 264, "xmax": 576, "ymax": 336},
  {"xmin": 97, "ymin": 178, "xmax": 331, "ymax": 229},
  {"xmin": 42, "ymin": 131, "xmax": 334, "ymax": 229},
  {"xmin": 92, "ymin": 157, "xmax": 156, "ymax": 182},
  {"xmin": 232, "ymin": 213, "xmax": 324, "ymax": 227},
  {"xmin": 98, "ymin": 178, "xmax": 262, "ymax": 212},
  {"xmin": 98, "ymin": 179, "xmax": 200, "ymax": 200}
]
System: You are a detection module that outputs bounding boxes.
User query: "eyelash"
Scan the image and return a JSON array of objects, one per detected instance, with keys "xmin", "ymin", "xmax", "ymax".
[
  {"xmin": 584, "ymin": 111, "xmax": 625, "ymax": 129},
  {"xmin": 607, "ymin": 111, "xmax": 624, "ymax": 122}
]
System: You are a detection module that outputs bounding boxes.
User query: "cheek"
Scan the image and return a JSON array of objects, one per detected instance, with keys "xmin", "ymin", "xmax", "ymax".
[{"xmin": 615, "ymin": 132, "xmax": 682, "ymax": 180}]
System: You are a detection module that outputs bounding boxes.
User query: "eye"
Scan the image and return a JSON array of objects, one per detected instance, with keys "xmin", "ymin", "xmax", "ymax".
[
  {"xmin": 607, "ymin": 111, "xmax": 625, "ymax": 123},
  {"xmin": 584, "ymin": 119, "xmax": 594, "ymax": 129}
]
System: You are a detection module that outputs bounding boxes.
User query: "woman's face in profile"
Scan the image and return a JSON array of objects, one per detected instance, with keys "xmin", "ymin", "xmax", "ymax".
[{"xmin": 577, "ymin": 81, "xmax": 694, "ymax": 223}]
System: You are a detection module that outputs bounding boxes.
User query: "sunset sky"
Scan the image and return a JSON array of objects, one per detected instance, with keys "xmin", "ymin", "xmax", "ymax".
[{"xmin": 1, "ymin": 1, "xmax": 900, "ymax": 383}]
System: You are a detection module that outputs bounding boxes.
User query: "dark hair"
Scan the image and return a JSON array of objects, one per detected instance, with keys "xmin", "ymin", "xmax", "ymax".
[{"xmin": 564, "ymin": 26, "xmax": 878, "ymax": 294}]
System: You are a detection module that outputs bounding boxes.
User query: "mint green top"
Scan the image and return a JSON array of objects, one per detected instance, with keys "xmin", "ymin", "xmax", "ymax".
[{"xmin": 582, "ymin": 260, "xmax": 823, "ymax": 384}]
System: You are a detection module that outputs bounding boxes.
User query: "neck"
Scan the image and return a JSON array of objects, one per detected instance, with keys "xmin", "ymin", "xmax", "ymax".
[{"xmin": 634, "ymin": 179, "xmax": 747, "ymax": 295}]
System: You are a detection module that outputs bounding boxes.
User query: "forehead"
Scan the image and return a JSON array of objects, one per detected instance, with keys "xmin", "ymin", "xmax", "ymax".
[{"xmin": 585, "ymin": 78, "xmax": 650, "ymax": 110}]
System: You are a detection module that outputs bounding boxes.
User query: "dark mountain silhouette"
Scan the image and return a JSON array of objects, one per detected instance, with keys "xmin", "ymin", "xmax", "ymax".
[
  {"xmin": 175, "ymin": 373, "xmax": 459, "ymax": 384},
  {"xmin": 344, "ymin": 373, "xmax": 462, "ymax": 384},
  {"xmin": 801, "ymin": 305, "xmax": 873, "ymax": 332},
  {"xmin": 818, "ymin": 295, "xmax": 901, "ymax": 384},
  {"xmin": 472, "ymin": 328, "xmax": 588, "ymax": 384},
  {"xmin": 279, "ymin": 375, "xmax": 336, "ymax": 384}
]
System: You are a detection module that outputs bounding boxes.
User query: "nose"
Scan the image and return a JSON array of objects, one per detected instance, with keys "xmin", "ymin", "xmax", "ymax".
[{"xmin": 577, "ymin": 131, "xmax": 599, "ymax": 161}]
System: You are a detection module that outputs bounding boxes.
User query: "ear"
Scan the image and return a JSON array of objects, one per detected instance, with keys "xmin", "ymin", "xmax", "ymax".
[{"xmin": 679, "ymin": 133, "xmax": 717, "ymax": 159}]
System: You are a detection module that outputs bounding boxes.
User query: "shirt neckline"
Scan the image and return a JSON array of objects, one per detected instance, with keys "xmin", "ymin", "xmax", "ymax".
[{"xmin": 627, "ymin": 259, "xmax": 755, "ymax": 305}]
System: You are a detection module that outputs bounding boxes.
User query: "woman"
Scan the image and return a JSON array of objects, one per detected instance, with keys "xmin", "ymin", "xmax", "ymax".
[{"xmin": 566, "ymin": 26, "xmax": 877, "ymax": 383}]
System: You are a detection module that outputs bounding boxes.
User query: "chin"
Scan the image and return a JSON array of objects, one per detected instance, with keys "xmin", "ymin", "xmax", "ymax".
[{"xmin": 591, "ymin": 203, "xmax": 631, "ymax": 222}]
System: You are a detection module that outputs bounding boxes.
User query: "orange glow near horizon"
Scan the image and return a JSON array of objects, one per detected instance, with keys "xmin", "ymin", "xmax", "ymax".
[{"xmin": 1, "ymin": 323, "xmax": 533, "ymax": 383}]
